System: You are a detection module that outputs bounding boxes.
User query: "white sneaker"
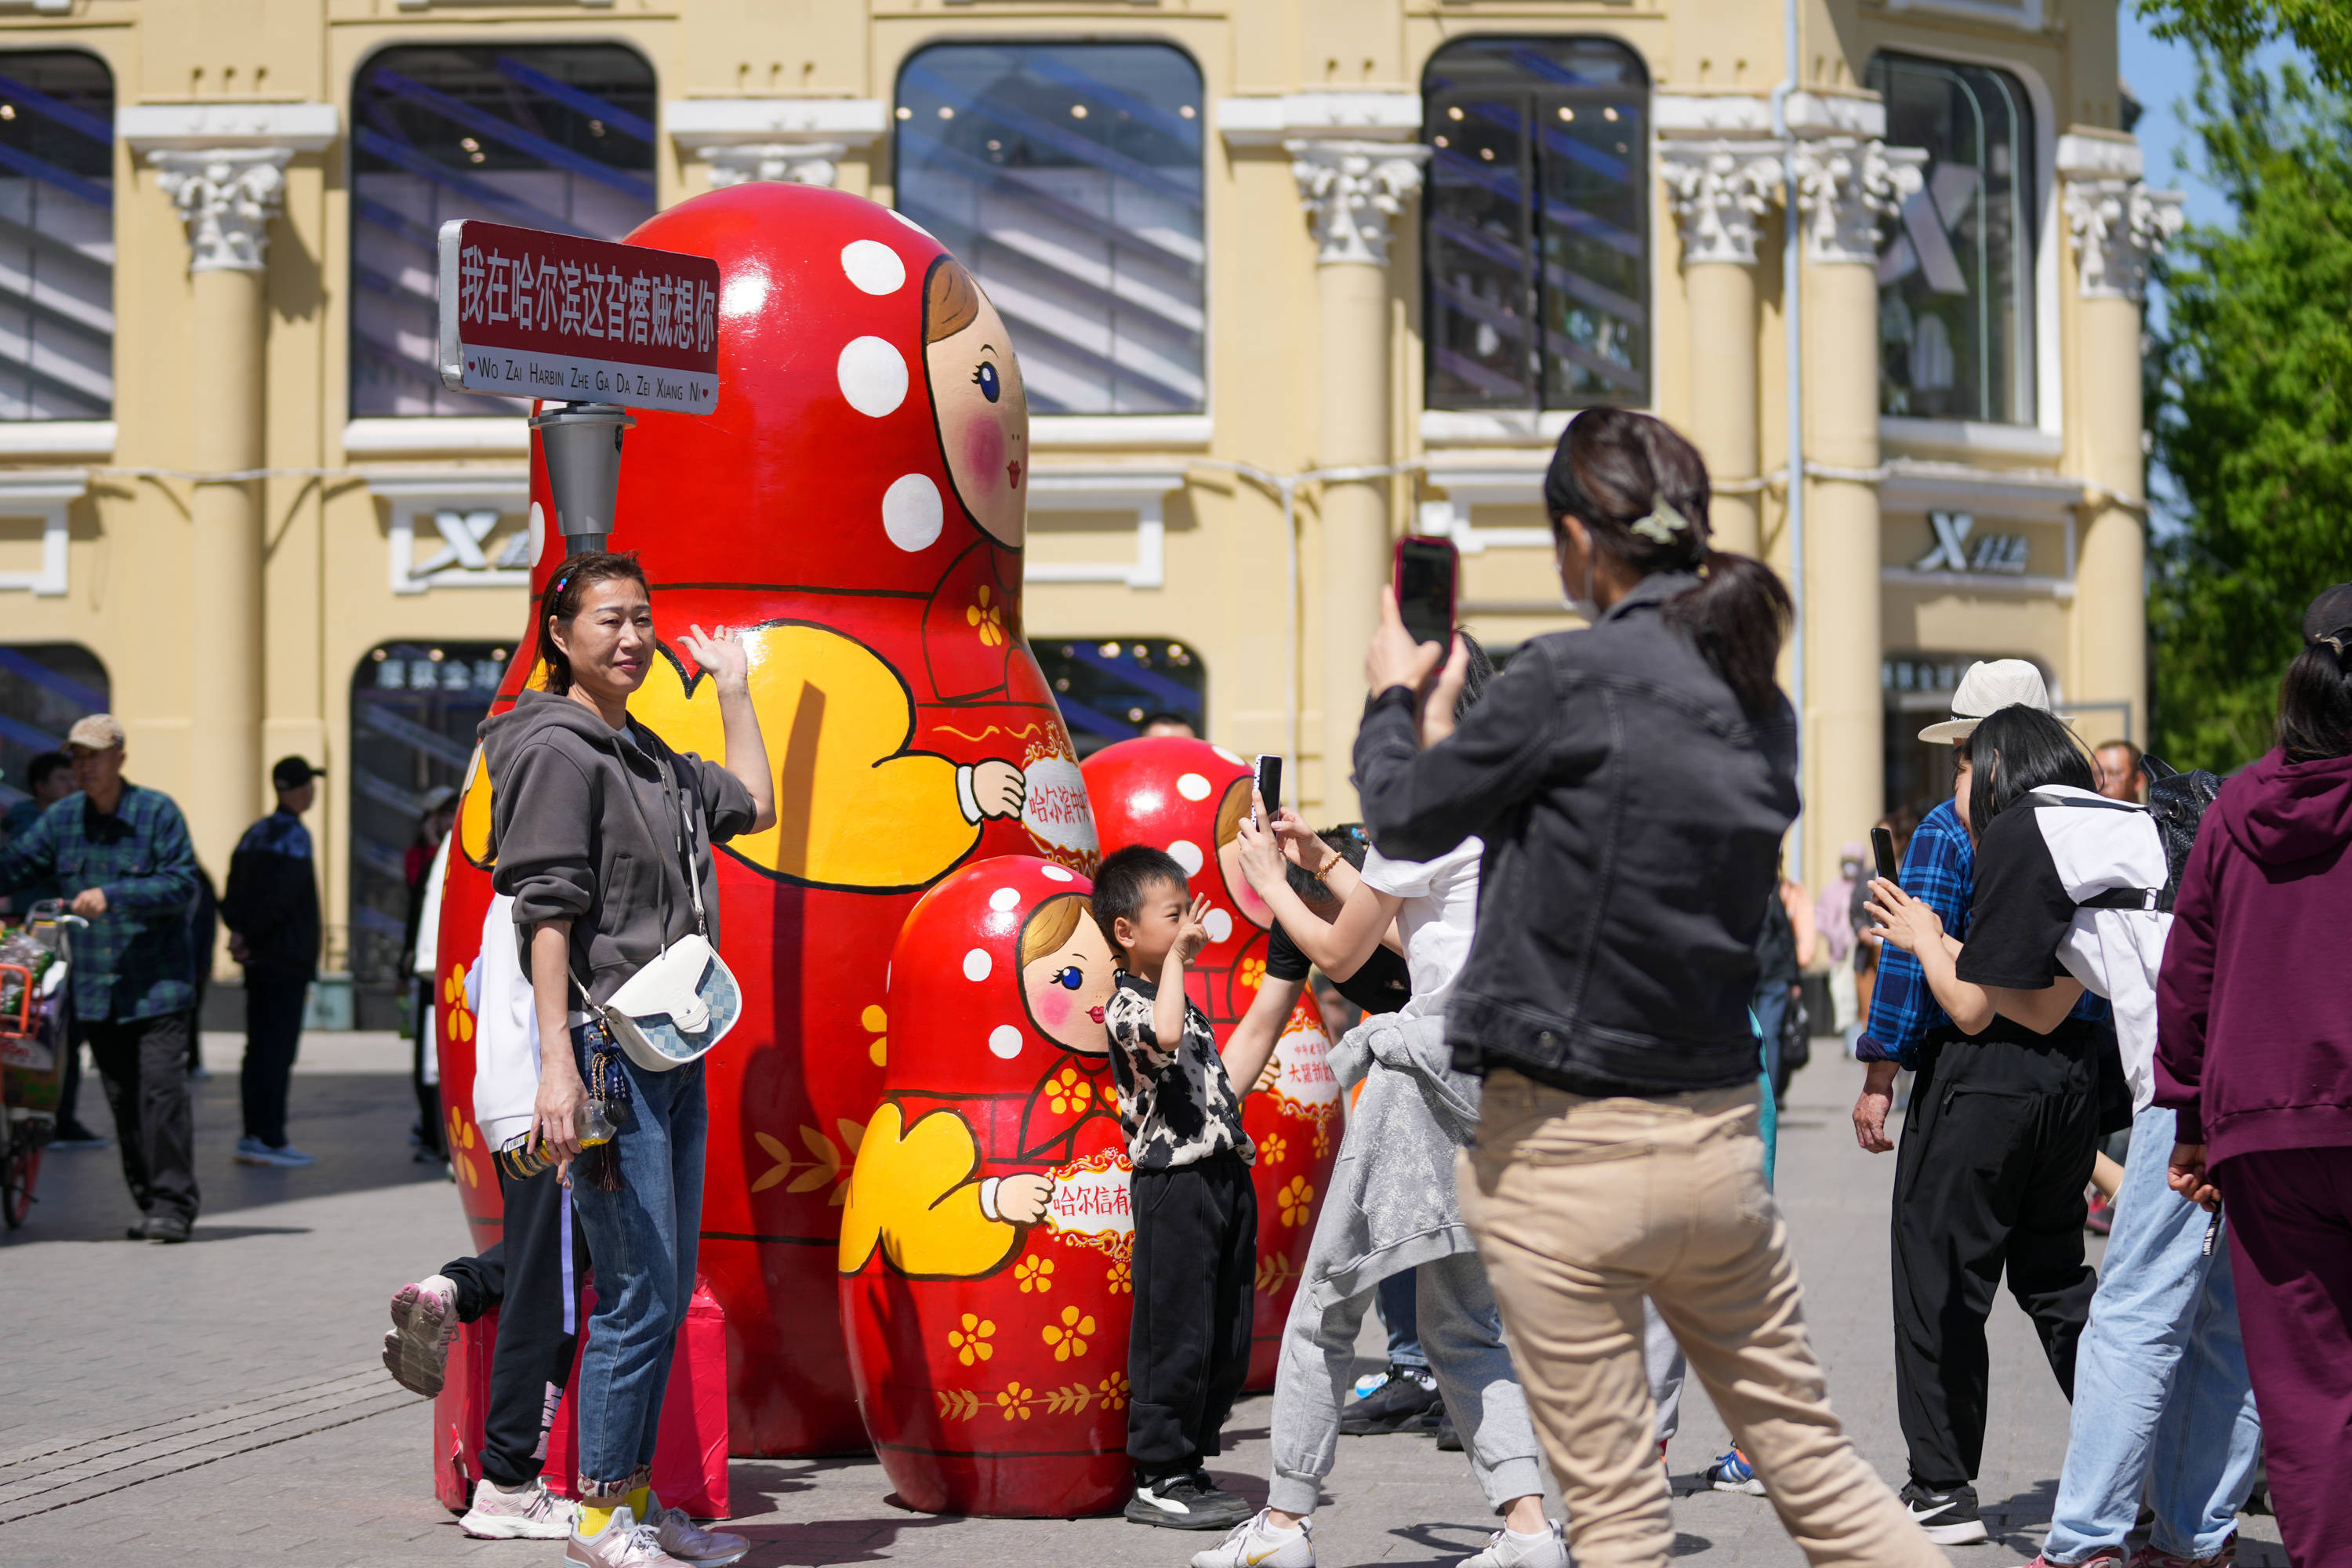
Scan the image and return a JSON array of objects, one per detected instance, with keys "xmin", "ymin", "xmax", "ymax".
[
  {"xmin": 1190, "ymin": 1509, "xmax": 1316, "ymax": 1568},
  {"xmin": 384, "ymin": 1275, "xmax": 459, "ymax": 1396},
  {"xmin": 565, "ymin": 1507, "xmax": 688, "ymax": 1568},
  {"xmin": 460, "ymin": 1476, "xmax": 579, "ymax": 1539},
  {"xmin": 1459, "ymin": 1521, "xmax": 1569, "ymax": 1568},
  {"xmin": 647, "ymin": 1501, "xmax": 749, "ymax": 1566}
]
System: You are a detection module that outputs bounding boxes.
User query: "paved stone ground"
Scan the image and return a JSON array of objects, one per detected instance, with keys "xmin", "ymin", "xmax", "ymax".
[{"xmin": 0, "ymin": 1034, "xmax": 2285, "ymax": 1567}]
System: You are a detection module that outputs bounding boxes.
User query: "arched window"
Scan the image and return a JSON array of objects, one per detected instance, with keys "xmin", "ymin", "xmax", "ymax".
[
  {"xmin": 895, "ymin": 42, "xmax": 1206, "ymax": 416},
  {"xmin": 351, "ymin": 45, "xmax": 655, "ymax": 418},
  {"xmin": 0, "ymin": 53, "xmax": 114, "ymax": 423},
  {"xmin": 348, "ymin": 641, "xmax": 510, "ymax": 981},
  {"xmin": 1033, "ymin": 638, "xmax": 1204, "ymax": 757},
  {"xmin": 1423, "ymin": 38, "xmax": 1650, "ymax": 412},
  {"xmin": 1868, "ymin": 53, "xmax": 2037, "ymax": 425}
]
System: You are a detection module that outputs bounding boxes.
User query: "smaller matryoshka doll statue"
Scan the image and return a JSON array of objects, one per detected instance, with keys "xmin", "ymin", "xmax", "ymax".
[
  {"xmin": 1080, "ymin": 737, "xmax": 1341, "ymax": 1388},
  {"xmin": 838, "ymin": 856, "xmax": 1137, "ymax": 1517}
]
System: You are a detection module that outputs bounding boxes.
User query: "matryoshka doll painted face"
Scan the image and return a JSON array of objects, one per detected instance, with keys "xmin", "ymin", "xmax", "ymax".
[
  {"xmin": 924, "ymin": 257, "xmax": 1029, "ymax": 548},
  {"xmin": 838, "ymin": 856, "xmax": 1134, "ymax": 1517}
]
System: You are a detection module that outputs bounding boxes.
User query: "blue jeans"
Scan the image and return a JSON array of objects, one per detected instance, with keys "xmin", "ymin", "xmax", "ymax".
[
  {"xmin": 2043, "ymin": 1106, "xmax": 2260, "ymax": 1561},
  {"xmin": 1377, "ymin": 1268, "xmax": 1426, "ymax": 1370},
  {"xmin": 566, "ymin": 1025, "xmax": 708, "ymax": 1494}
]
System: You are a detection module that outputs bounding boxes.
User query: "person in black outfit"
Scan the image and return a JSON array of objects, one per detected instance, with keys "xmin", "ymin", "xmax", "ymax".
[{"xmin": 221, "ymin": 756, "xmax": 323, "ymax": 1167}]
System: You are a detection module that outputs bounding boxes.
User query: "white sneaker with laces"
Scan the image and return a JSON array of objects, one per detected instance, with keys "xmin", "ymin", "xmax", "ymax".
[
  {"xmin": 459, "ymin": 1476, "xmax": 579, "ymax": 1539},
  {"xmin": 1189, "ymin": 1509, "xmax": 1316, "ymax": 1568},
  {"xmin": 564, "ymin": 1506, "xmax": 689, "ymax": 1568},
  {"xmin": 1459, "ymin": 1521, "xmax": 1569, "ymax": 1568},
  {"xmin": 647, "ymin": 1501, "xmax": 750, "ymax": 1566}
]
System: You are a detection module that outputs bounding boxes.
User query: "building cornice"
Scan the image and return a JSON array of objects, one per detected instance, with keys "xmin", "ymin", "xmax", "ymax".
[
  {"xmin": 664, "ymin": 98, "xmax": 887, "ymax": 150},
  {"xmin": 118, "ymin": 102, "xmax": 339, "ymax": 154},
  {"xmin": 1218, "ymin": 92, "xmax": 1421, "ymax": 147}
]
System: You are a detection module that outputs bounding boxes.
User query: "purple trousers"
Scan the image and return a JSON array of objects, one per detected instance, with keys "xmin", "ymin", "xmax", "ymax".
[{"xmin": 2217, "ymin": 1146, "xmax": 2352, "ymax": 1568}]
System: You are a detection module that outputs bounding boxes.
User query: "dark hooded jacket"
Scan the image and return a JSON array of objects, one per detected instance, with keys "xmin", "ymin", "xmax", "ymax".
[
  {"xmin": 481, "ymin": 690, "xmax": 757, "ymax": 1006},
  {"xmin": 2154, "ymin": 748, "xmax": 2352, "ymax": 1165}
]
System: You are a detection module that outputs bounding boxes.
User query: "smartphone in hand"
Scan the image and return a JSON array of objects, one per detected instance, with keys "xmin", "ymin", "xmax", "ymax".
[
  {"xmin": 1254, "ymin": 754, "xmax": 1283, "ymax": 829},
  {"xmin": 1871, "ymin": 825, "xmax": 1900, "ymax": 885},
  {"xmin": 1393, "ymin": 535, "xmax": 1459, "ymax": 650}
]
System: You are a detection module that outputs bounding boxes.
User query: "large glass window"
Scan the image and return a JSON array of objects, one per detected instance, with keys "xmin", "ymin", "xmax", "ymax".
[
  {"xmin": 1423, "ymin": 38, "xmax": 1650, "ymax": 412},
  {"xmin": 1033, "ymin": 638, "xmax": 1204, "ymax": 757},
  {"xmin": 895, "ymin": 43, "xmax": 1205, "ymax": 416},
  {"xmin": 351, "ymin": 45, "xmax": 656, "ymax": 418},
  {"xmin": 0, "ymin": 644, "xmax": 106, "ymax": 815},
  {"xmin": 0, "ymin": 53, "xmax": 113, "ymax": 422},
  {"xmin": 1869, "ymin": 53, "xmax": 2037, "ymax": 424},
  {"xmin": 348, "ymin": 641, "xmax": 508, "ymax": 982}
]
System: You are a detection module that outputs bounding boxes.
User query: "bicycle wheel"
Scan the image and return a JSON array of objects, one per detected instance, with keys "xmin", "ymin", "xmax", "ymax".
[{"xmin": 3, "ymin": 1143, "xmax": 36, "ymax": 1229}]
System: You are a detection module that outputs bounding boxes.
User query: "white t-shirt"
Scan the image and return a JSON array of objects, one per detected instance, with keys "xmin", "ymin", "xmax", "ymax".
[{"xmin": 1359, "ymin": 837, "xmax": 1483, "ymax": 1019}]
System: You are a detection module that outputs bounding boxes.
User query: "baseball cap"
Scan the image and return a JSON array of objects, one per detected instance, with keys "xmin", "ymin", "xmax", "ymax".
[
  {"xmin": 2303, "ymin": 583, "xmax": 2352, "ymax": 652},
  {"xmin": 64, "ymin": 713, "xmax": 125, "ymax": 753},
  {"xmin": 272, "ymin": 755, "xmax": 325, "ymax": 790},
  {"xmin": 1917, "ymin": 659, "xmax": 2053, "ymax": 743}
]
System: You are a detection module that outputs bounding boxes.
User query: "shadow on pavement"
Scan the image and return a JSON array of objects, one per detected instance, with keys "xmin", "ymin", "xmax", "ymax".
[{"xmin": 735, "ymin": 1509, "xmax": 964, "ymax": 1566}]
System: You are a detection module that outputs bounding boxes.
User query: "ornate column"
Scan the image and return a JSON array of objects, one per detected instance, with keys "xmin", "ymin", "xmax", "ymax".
[
  {"xmin": 1789, "ymin": 99, "xmax": 1922, "ymax": 893},
  {"xmin": 1287, "ymin": 137, "xmax": 1428, "ymax": 818},
  {"xmin": 2062, "ymin": 132, "xmax": 2183, "ymax": 747},
  {"xmin": 1657, "ymin": 101, "xmax": 1782, "ymax": 555},
  {"xmin": 666, "ymin": 99, "xmax": 888, "ymax": 192},
  {"xmin": 122, "ymin": 104, "xmax": 334, "ymax": 884}
]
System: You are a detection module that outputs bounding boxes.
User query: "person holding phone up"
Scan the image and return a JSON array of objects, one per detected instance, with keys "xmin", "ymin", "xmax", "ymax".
[{"xmin": 1350, "ymin": 408, "xmax": 1943, "ymax": 1568}]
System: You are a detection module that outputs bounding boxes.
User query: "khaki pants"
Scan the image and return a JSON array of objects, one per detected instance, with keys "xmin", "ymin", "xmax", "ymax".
[{"xmin": 1459, "ymin": 1072, "xmax": 1941, "ymax": 1568}]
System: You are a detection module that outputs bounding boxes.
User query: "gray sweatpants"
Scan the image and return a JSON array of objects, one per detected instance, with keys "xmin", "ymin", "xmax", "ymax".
[{"xmin": 1269, "ymin": 1250, "xmax": 1546, "ymax": 1515}]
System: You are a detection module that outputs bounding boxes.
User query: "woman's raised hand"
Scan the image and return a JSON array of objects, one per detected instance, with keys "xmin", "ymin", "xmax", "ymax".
[
  {"xmin": 1269, "ymin": 808, "xmax": 1326, "ymax": 872},
  {"xmin": 681, "ymin": 622, "xmax": 751, "ymax": 695},
  {"xmin": 1234, "ymin": 790, "xmax": 1287, "ymax": 893},
  {"xmin": 1864, "ymin": 877, "xmax": 1944, "ymax": 956}
]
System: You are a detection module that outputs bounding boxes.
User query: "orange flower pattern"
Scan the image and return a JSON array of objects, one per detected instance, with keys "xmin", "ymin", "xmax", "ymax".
[
  {"xmin": 967, "ymin": 586, "xmax": 1006, "ymax": 648},
  {"xmin": 1041, "ymin": 1305, "xmax": 1095, "ymax": 1361},
  {"xmin": 1014, "ymin": 1254, "xmax": 1054, "ymax": 1294},
  {"xmin": 1045, "ymin": 1066, "xmax": 1092, "ymax": 1116},
  {"xmin": 947, "ymin": 1312, "xmax": 995, "ymax": 1367},
  {"xmin": 1276, "ymin": 1175, "xmax": 1316, "ymax": 1227}
]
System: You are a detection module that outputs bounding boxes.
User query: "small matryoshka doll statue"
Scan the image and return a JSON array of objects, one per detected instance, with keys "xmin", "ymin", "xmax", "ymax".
[
  {"xmin": 1080, "ymin": 737, "xmax": 1340, "ymax": 1388},
  {"xmin": 441, "ymin": 183, "xmax": 1098, "ymax": 1456},
  {"xmin": 839, "ymin": 856, "xmax": 1137, "ymax": 1517}
]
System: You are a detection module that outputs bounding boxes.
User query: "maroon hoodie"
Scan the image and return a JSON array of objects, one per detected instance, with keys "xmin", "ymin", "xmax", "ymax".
[{"xmin": 2154, "ymin": 748, "xmax": 2352, "ymax": 1163}]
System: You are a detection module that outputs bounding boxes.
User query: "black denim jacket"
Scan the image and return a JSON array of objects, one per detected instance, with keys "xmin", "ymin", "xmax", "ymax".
[{"xmin": 1354, "ymin": 572, "xmax": 1799, "ymax": 1095}]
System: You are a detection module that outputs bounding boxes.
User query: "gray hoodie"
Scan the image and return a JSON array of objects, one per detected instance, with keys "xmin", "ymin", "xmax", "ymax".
[{"xmin": 481, "ymin": 690, "xmax": 756, "ymax": 1004}]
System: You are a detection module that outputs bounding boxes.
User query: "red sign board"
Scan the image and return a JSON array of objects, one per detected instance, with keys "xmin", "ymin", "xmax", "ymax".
[{"xmin": 436, "ymin": 220, "xmax": 721, "ymax": 414}]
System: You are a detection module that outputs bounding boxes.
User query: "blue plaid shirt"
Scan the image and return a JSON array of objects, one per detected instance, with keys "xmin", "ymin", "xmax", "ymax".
[
  {"xmin": 0, "ymin": 783, "xmax": 199, "ymax": 1023},
  {"xmin": 1858, "ymin": 797, "xmax": 2105, "ymax": 1067}
]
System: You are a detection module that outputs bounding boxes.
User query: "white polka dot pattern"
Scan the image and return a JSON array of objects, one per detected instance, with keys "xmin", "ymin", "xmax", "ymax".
[
  {"xmin": 881, "ymin": 473, "xmax": 943, "ymax": 553},
  {"xmin": 836, "ymin": 335, "xmax": 907, "ymax": 418},
  {"xmin": 840, "ymin": 239, "xmax": 906, "ymax": 296},
  {"xmin": 1203, "ymin": 908, "xmax": 1233, "ymax": 943},
  {"xmin": 963, "ymin": 948, "xmax": 993, "ymax": 982},
  {"xmin": 989, "ymin": 1024, "xmax": 1024, "ymax": 1059},
  {"xmin": 989, "ymin": 887, "xmax": 1021, "ymax": 912},
  {"xmin": 1167, "ymin": 839, "xmax": 1203, "ymax": 877},
  {"xmin": 1175, "ymin": 772, "xmax": 1211, "ymax": 801}
]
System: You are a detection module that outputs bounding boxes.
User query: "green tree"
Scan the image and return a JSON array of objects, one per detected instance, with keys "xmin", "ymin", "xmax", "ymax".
[
  {"xmin": 2147, "ymin": 53, "xmax": 2352, "ymax": 770},
  {"xmin": 2140, "ymin": 0, "xmax": 2352, "ymax": 89}
]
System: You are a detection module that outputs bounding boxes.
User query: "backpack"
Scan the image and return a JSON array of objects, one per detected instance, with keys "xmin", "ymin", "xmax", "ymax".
[{"xmin": 2028, "ymin": 753, "xmax": 2222, "ymax": 914}]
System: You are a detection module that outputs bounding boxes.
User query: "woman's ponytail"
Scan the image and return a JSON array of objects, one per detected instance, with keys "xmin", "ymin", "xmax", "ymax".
[
  {"xmin": 1544, "ymin": 408, "xmax": 1792, "ymax": 716},
  {"xmin": 1664, "ymin": 550, "xmax": 1794, "ymax": 717}
]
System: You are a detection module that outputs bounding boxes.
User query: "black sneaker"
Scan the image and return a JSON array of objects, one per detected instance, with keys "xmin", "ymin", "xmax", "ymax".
[
  {"xmin": 1125, "ymin": 1472, "xmax": 1251, "ymax": 1531},
  {"xmin": 1432, "ymin": 1411, "xmax": 1461, "ymax": 1452},
  {"xmin": 1900, "ymin": 1480, "xmax": 1987, "ymax": 1545},
  {"xmin": 139, "ymin": 1214, "xmax": 193, "ymax": 1245},
  {"xmin": 49, "ymin": 1123, "xmax": 110, "ymax": 1151},
  {"xmin": 1339, "ymin": 1363, "xmax": 1440, "ymax": 1435}
]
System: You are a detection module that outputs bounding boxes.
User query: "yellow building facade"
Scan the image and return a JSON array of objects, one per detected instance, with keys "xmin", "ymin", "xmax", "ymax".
[{"xmin": 0, "ymin": 0, "xmax": 2172, "ymax": 1015}]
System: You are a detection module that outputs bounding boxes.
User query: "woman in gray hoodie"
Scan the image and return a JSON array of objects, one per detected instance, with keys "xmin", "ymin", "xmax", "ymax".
[{"xmin": 481, "ymin": 552, "xmax": 774, "ymax": 1568}]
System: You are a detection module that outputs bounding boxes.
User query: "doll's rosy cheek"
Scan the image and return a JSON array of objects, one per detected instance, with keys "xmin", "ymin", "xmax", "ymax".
[
  {"xmin": 963, "ymin": 419, "xmax": 1005, "ymax": 488},
  {"xmin": 1030, "ymin": 986, "xmax": 1069, "ymax": 1028}
]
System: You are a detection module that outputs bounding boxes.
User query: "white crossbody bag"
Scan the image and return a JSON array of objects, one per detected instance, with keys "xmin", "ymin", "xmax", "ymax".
[{"xmin": 578, "ymin": 746, "xmax": 742, "ymax": 1073}]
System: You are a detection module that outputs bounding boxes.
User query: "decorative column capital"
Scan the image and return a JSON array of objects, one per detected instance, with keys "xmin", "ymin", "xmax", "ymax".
[
  {"xmin": 2063, "ymin": 178, "xmax": 2184, "ymax": 301},
  {"xmin": 1660, "ymin": 142, "xmax": 1783, "ymax": 266},
  {"xmin": 1284, "ymin": 139, "xmax": 1430, "ymax": 267},
  {"xmin": 699, "ymin": 142, "xmax": 848, "ymax": 189},
  {"xmin": 1791, "ymin": 137, "xmax": 1923, "ymax": 265},
  {"xmin": 150, "ymin": 148, "xmax": 292, "ymax": 274}
]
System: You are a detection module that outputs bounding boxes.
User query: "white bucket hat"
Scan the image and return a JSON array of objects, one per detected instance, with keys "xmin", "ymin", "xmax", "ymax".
[{"xmin": 1917, "ymin": 659, "xmax": 2053, "ymax": 743}]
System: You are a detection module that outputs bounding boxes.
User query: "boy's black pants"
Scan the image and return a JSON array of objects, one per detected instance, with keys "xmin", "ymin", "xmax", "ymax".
[
  {"xmin": 1889, "ymin": 1031, "xmax": 2100, "ymax": 1490},
  {"xmin": 1128, "ymin": 1151, "xmax": 1258, "ymax": 1479},
  {"xmin": 440, "ymin": 1163, "xmax": 590, "ymax": 1489}
]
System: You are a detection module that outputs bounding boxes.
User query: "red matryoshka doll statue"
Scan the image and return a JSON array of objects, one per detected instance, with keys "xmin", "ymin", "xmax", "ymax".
[
  {"xmin": 437, "ymin": 182, "xmax": 1097, "ymax": 1457},
  {"xmin": 1080, "ymin": 737, "xmax": 1338, "ymax": 1387},
  {"xmin": 838, "ymin": 856, "xmax": 1134, "ymax": 1516}
]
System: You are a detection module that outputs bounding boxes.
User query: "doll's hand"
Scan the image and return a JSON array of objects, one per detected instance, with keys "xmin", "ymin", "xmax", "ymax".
[
  {"xmin": 997, "ymin": 1172, "xmax": 1053, "ymax": 1226},
  {"xmin": 681, "ymin": 623, "xmax": 751, "ymax": 697},
  {"xmin": 971, "ymin": 758, "xmax": 1026, "ymax": 819},
  {"xmin": 1254, "ymin": 1055, "xmax": 1282, "ymax": 1094},
  {"xmin": 1172, "ymin": 895, "xmax": 1214, "ymax": 966}
]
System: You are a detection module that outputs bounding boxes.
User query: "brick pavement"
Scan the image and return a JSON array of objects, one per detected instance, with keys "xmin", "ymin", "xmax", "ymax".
[{"xmin": 0, "ymin": 1038, "xmax": 2286, "ymax": 1567}]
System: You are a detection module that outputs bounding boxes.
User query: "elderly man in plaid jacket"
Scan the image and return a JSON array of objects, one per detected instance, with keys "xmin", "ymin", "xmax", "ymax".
[{"xmin": 0, "ymin": 714, "xmax": 201, "ymax": 1242}]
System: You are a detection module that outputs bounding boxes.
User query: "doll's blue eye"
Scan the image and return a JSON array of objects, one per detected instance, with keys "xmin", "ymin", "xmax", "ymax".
[
  {"xmin": 1053, "ymin": 966, "xmax": 1083, "ymax": 989},
  {"xmin": 972, "ymin": 362, "xmax": 1000, "ymax": 403}
]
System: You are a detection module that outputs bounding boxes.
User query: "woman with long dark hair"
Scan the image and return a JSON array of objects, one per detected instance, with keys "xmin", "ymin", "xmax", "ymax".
[
  {"xmin": 2157, "ymin": 583, "xmax": 2352, "ymax": 1566},
  {"xmin": 482, "ymin": 552, "xmax": 775, "ymax": 1568},
  {"xmin": 1352, "ymin": 408, "xmax": 1941, "ymax": 1568}
]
